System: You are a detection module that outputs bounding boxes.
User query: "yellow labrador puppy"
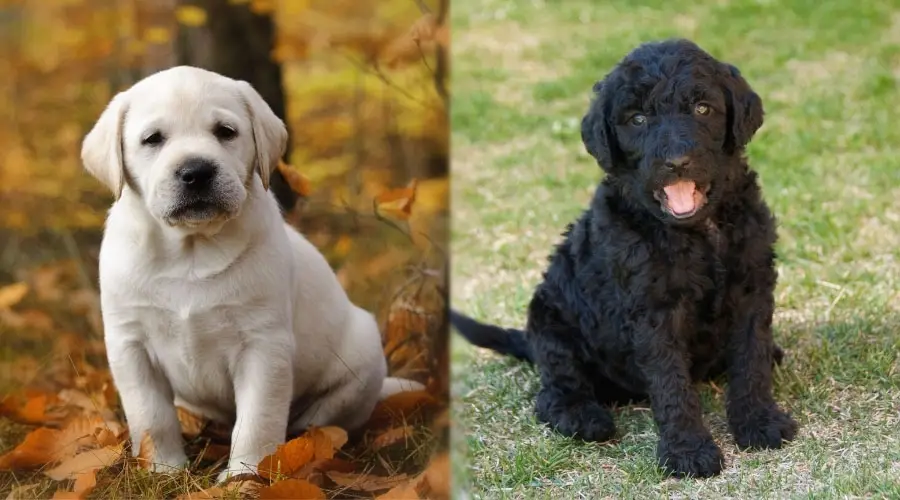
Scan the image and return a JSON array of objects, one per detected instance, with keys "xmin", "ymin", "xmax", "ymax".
[{"xmin": 82, "ymin": 66, "xmax": 419, "ymax": 481}]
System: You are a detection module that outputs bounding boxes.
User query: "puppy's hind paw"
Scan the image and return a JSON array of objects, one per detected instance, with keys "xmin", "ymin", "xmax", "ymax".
[
  {"xmin": 657, "ymin": 435, "xmax": 724, "ymax": 478},
  {"xmin": 732, "ymin": 406, "xmax": 798, "ymax": 450}
]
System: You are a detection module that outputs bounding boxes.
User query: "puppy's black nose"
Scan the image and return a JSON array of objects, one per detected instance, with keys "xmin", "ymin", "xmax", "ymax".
[
  {"xmin": 664, "ymin": 156, "xmax": 691, "ymax": 170},
  {"xmin": 176, "ymin": 159, "xmax": 217, "ymax": 190}
]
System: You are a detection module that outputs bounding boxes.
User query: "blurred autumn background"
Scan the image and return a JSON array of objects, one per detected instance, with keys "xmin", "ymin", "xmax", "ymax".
[{"xmin": 0, "ymin": 0, "xmax": 449, "ymax": 498}]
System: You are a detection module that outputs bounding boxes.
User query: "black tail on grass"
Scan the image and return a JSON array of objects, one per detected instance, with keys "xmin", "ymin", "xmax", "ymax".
[{"xmin": 449, "ymin": 310, "xmax": 533, "ymax": 363}]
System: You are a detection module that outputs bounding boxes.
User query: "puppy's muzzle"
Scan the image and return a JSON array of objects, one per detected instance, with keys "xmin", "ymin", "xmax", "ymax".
[
  {"xmin": 165, "ymin": 157, "xmax": 232, "ymax": 225},
  {"xmin": 176, "ymin": 158, "xmax": 217, "ymax": 194}
]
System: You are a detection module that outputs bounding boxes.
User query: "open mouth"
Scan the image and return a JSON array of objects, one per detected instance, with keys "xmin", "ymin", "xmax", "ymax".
[{"xmin": 653, "ymin": 180, "xmax": 711, "ymax": 219}]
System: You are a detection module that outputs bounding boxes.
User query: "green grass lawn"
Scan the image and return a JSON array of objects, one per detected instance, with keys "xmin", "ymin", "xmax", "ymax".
[{"xmin": 450, "ymin": 0, "xmax": 900, "ymax": 497}]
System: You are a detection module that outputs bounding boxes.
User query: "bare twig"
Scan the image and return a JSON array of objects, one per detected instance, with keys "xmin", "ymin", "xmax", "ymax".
[{"xmin": 341, "ymin": 52, "xmax": 432, "ymax": 108}]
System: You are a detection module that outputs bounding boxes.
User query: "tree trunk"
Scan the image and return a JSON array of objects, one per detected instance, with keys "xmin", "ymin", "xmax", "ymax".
[{"xmin": 175, "ymin": 0, "xmax": 296, "ymax": 212}]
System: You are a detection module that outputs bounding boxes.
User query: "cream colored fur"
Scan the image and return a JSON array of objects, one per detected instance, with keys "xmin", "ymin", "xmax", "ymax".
[{"xmin": 82, "ymin": 66, "xmax": 422, "ymax": 482}]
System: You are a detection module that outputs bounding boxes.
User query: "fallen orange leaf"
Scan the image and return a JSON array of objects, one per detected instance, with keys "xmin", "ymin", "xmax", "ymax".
[
  {"xmin": 375, "ymin": 179, "xmax": 418, "ymax": 221},
  {"xmin": 0, "ymin": 281, "xmax": 28, "ymax": 309},
  {"xmin": 0, "ymin": 392, "xmax": 69, "ymax": 425},
  {"xmin": 291, "ymin": 457, "xmax": 356, "ymax": 481},
  {"xmin": 258, "ymin": 478, "xmax": 325, "ymax": 500},
  {"xmin": 0, "ymin": 416, "xmax": 123, "ymax": 471},
  {"xmin": 44, "ymin": 444, "xmax": 123, "ymax": 481},
  {"xmin": 307, "ymin": 426, "xmax": 348, "ymax": 461},
  {"xmin": 176, "ymin": 406, "xmax": 208, "ymax": 439},
  {"xmin": 257, "ymin": 435, "xmax": 315, "ymax": 479},
  {"xmin": 0, "ymin": 427, "xmax": 75, "ymax": 470},
  {"xmin": 277, "ymin": 161, "xmax": 312, "ymax": 197},
  {"xmin": 73, "ymin": 468, "xmax": 98, "ymax": 493}
]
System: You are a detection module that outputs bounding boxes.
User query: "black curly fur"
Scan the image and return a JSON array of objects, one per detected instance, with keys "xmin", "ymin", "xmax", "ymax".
[{"xmin": 452, "ymin": 39, "xmax": 797, "ymax": 478}]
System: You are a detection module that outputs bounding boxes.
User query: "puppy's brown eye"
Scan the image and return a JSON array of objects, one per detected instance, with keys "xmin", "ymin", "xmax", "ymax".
[
  {"xmin": 214, "ymin": 124, "xmax": 238, "ymax": 141},
  {"xmin": 694, "ymin": 103, "xmax": 711, "ymax": 116},
  {"xmin": 629, "ymin": 114, "xmax": 647, "ymax": 126},
  {"xmin": 141, "ymin": 132, "xmax": 164, "ymax": 146}
]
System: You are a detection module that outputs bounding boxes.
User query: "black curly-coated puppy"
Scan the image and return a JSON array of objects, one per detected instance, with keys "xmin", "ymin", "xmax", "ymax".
[{"xmin": 452, "ymin": 39, "xmax": 798, "ymax": 478}]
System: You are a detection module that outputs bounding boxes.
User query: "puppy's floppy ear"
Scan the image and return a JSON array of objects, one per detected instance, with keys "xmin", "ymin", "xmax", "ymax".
[
  {"xmin": 581, "ymin": 80, "xmax": 622, "ymax": 173},
  {"xmin": 722, "ymin": 64, "xmax": 764, "ymax": 152},
  {"xmin": 235, "ymin": 80, "xmax": 288, "ymax": 190},
  {"xmin": 81, "ymin": 91, "xmax": 129, "ymax": 198}
]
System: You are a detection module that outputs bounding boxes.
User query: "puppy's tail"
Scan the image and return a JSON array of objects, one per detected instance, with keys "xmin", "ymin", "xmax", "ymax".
[{"xmin": 450, "ymin": 310, "xmax": 533, "ymax": 363}]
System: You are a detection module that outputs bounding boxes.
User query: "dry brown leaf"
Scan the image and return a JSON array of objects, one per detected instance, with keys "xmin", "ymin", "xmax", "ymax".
[
  {"xmin": 375, "ymin": 179, "xmax": 418, "ymax": 221},
  {"xmin": 316, "ymin": 426, "xmax": 348, "ymax": 451},
  {"xmin": 376, "ymin": 481, "xmax": 421, "ymax": 500},
  {"xmin": 19, "ymin": 394, "xmax": 58, "ymax": 424},
  {"xmin": 0, "ymin": 427, "xmax": 74, "ymax": 470},
  {"xmin": 176, "ymin": 480, "xmax": 259, "ymax": 500},
  {"xmin": 375, "ymin": 452, "xmax": 448, "ymax": 500},
  {"xmin": 136, "ymin": 432, "xmax": 155, "ymax": 470},
  {"xmin": 50, "ymin": 467, "xmax": 98, "ymax": 499},
  {"xmin": 0, "ymin": 392, "xmax": 69, "ymax": 425},
  {"xmin": 291, "ymin": 457, "xmax": 356, "ymax": 481},
  {"xmin": 197, "ymin": 442, "xmax": 231, "ymax": 462},
  {"xmin": 44, "ymin": 444, "xmax": 123, "ymax": 481},
  {"xmin": 366, "ymin": 390, "xmax": 439, "ymax": 428},
  {"xmin": 0, "ymin": 281, "xmax": 29, "ymax": 309},
  {"xmin": 325, "ymin": 471, "xmax": 410, "ymax": 492},
  {"xmin": 57, "ymin": 388, "xmax": 109, "ymax": 415},
  {"xmin": 176, "ymin": 406, "xmax": 208, "ymax": 439},
  {"xmin": 306, "ymin": 426, "xmax": 347, "ymax": 461},
  {"xmin": 257, "ymin": 435, "xmax": 315, "ymax": 479},
  {"xmin": 5, "ymin": 484, "xmax": 40, "ymax": 500},
  {"xmin": 257, "ymin": 478, "xmax": 325, "ymax": 500},
  {"xmin": 277, "ymin": 161, "xmax": 312, "ymax": 197},
  {"xmin": 59, "ymin": 415, "xmax": 122, "ymax": 449},
  {"xmin": 419, "ymin": 452, "xmax": 450, "ymax": 500},
  {"xmin": 73, "ymin": 468, "xmax": 98, "ymax": 494},
  {"xmin": 371, "ymin": 426, "xmax": 414, "ymax": 451}
]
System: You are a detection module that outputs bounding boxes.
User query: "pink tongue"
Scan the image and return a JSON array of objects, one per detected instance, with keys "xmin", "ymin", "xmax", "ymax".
[{"xmin": 663, "ymin": 181, "xmax": 697, "ymax": 214}]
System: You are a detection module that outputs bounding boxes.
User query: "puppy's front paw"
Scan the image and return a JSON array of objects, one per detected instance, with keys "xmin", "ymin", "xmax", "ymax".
[
  {"xmin": 147, "ymin": 451, "xmax": 188, "ymax": 474},
  {"xmin": 657, "ymin": 435, "xmax": 724, "ymax": 478},
  {"xmin": 731, "ymin": 406, "xmax": 798, "ymax": 450},
  {"xmin": 535, "ymin": 389, "xmax": 616, "ymax": 442}
]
